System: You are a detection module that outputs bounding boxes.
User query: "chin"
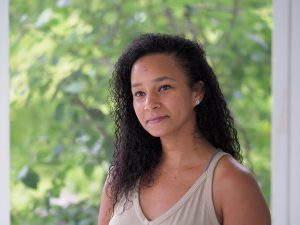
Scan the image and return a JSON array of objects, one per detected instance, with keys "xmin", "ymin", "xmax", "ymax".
[
  {"xmin": 145, "ymin": 128, "xmax": 170, "ymax": 138},
  {"xmin": 148, "ymin": 132, "xmax": 163, "ymax": 138}
]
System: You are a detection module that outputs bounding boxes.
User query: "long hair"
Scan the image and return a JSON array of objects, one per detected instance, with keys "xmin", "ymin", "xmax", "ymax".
[{"xmin": 108, "ymin": 33, "xmax": 242, "ymax": 210}]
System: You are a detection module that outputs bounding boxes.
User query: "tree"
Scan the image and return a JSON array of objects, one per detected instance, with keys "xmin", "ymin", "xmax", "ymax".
[{"xmin": 10, "ymin": 0, "xmax": 272, "ymax": 224}]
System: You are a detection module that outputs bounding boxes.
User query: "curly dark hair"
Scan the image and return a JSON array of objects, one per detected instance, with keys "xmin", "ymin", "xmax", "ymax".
[{"xmin": 108, "ymin": 33, "xmax": 242, "ymax": 211}]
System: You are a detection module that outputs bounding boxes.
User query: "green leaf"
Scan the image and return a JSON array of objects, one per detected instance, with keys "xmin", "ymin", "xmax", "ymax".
[
  {"xmin": 17, "ymin": 165, "xmax": 40, "ymax": 189},
  {"xmin": 54, "ymin": 102, "xmax": 65, "ymax": 121},
  {"xmin": 83, "ymin": 163, "xmax": 94, "ymax": 177}
]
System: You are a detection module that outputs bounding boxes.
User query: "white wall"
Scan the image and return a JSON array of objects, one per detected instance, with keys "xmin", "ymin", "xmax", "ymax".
[
  {"xmin": 271, "ymin": 0, "xmax": 300, "ymax": 224},
  {"xmin": 0, "ymin": 0, "xmax": 10, "ymax": 225}
]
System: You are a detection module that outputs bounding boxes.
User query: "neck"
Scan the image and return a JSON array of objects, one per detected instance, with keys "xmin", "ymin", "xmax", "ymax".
[{"xmin": 159, "ymin": 133, "xmax": 214, "ymax": 170}]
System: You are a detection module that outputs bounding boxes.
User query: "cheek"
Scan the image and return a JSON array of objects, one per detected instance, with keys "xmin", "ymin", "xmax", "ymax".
[
  {"xmin": 133, "ymin": 102, "xmax": 144, "ymax": 121},
  {"xmin": 173, "ymin": 96, "xmax": 195, "ymax": 116},
  {"xmin": 172, "ymin": 92, "xmax": 194, "ymax": 107}
]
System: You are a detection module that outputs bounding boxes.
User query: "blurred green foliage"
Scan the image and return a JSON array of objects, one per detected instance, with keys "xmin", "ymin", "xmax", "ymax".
[{"xmin": 10, "ymin": 0, "xmax": 271, "ymax": 224}]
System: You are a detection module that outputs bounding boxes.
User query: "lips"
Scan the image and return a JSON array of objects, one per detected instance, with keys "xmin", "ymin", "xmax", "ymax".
[{"xmin": 146, "ymin": 116, "xmax": 169, "ymax": 124}]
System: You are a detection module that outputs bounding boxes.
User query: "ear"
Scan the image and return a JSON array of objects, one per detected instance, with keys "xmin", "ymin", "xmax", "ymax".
[{"xmin": 192, "ymin": 81, "xmax": 205, "ymax": 105}]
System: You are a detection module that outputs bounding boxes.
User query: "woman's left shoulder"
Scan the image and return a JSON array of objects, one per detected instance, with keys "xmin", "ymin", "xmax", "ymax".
[
  {"xmin": 212, "ymin": 153, "xmax": 271, "ymax": 225},
  {"xmin": 215, "ymin": 153, "xmax": 254, "ymax": 182},
  {"xmin": 214, "ymin": 153, "xmax": 264, "ymax": 198}
]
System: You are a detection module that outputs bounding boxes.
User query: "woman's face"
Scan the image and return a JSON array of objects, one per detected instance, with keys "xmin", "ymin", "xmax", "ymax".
[{"xmin": 130, "ymin": 53, "xmax": 203, "ymax": 138}]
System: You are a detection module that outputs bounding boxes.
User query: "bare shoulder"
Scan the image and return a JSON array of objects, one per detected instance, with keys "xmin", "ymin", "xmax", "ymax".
[
  {"xmin": 213, "ymin": 154, "xmax": 271, "ymax": 225},
  {"xmin": 98, "ymin": 175, "xmax": 113, "ymax": 225}
]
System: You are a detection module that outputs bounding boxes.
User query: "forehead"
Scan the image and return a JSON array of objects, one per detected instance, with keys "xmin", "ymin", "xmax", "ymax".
[{"xmin": 130, "ymin": 53, "xmax": 187, "ymax": 83}]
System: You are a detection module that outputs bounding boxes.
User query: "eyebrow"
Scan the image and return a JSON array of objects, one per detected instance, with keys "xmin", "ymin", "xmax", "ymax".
[{"xmin": 131, "ymin": 76, "xmax": 176, "ymax": 88}]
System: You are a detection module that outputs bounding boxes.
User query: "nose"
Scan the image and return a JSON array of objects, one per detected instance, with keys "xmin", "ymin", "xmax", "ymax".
[{"xmin": 144, "ymin": 93, "xmax": 160, "ymax": 110}]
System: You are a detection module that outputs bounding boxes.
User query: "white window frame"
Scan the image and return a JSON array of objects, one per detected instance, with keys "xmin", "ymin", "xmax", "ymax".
[
  {"xmin": 0, "ymin": 0, "xmax": 10, "ymax": 225},
  {"xmin": 271, "ymin": 0, "xmax": 300, "ymax": 224}
]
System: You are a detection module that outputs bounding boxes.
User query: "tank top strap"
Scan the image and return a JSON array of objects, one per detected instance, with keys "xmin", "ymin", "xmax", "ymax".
[
  {"xmin": 205, "ymin": 149, "xmax": 220, "ymax": 171},
  {"xmin": 205, "ymin": 149, "xmax": 228, "ymax": 172},
  {"xmin": 204, "ymin": 149, "xmax": 229, "ymax": 225}
]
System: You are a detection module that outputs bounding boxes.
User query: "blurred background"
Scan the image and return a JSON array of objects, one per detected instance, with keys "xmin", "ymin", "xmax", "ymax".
[{"xmin": 10, "ymin": 0, "xmax": 272, "ymax": 224}]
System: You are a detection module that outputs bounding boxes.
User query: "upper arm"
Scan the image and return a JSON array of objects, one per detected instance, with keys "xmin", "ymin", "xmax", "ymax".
[
  {"xmin": 98, "ymin": 175, "xmax": 113, "ymax": 225},
  {"xmin": 213, "ymin": 156, "xmax": 271, "ymax": 225}
]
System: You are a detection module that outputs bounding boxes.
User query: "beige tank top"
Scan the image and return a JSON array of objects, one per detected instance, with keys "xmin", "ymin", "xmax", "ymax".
[{"xmin": 109, "ymin": 150, "xmax": 228, "ymax": 225}]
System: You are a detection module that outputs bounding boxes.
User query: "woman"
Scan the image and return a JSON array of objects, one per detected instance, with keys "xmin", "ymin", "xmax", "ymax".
[{"xmin": 98, "ymin": 33, "xmax": 271, "ymax": 225}]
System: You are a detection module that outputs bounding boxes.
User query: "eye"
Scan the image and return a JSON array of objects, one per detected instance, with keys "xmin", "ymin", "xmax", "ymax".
[
  {"xmin": 159, "ymin": 85, "xmax": 171, "ymax": 92},
  {"xmin": 134, "ymin": 91, "xmax": 145, "ymax": 97}
]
